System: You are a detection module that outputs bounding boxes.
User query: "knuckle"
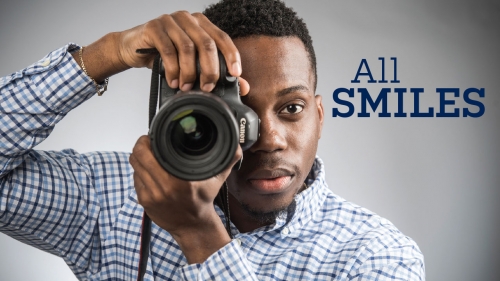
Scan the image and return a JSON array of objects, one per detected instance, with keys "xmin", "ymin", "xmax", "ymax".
[
  {"xmin": 149, "ymin": 191, "xmax": 161, "ymax": 204},
  {"xmin": 132, "ymin": 143, "xmax": 141, "ymax": 155},
  {"xmin": 132, "ymin": 142, "xmax": 147, "ymax": 156},
  {"xmin": 191, "ymin": 12, "xmax": 205, "ymax": 19},
  {"xmin": 172, "ymin": 10, "xmax": 190, "ymax": 18},
  {"xmin": 158, "ymin": 14, "xmax": 172, "ymax": 22},
  {"xmin": 179, "ymin": 41, "xmax": 195, "ymax": 54},
  {"xmin": 139, "ymin": 135, "xmax": 150, "ymax": 143},
  {"xmin": 144, "ymin": 19, "xmax": 160, "ymax": 32},
  {"xmin": 200, "ymin": 38, "xmax": 216, "ymax": 52},
  {"xmin": 161, "ymin": 45, "xmax": 177, "ymax": 57},
  {"xmin": 215, "ymin": 30, "xmax": 231, "ymax": 42},
  {"xmin": 129, "ymin": 154, "xmax": 136, "ymax": 165}
]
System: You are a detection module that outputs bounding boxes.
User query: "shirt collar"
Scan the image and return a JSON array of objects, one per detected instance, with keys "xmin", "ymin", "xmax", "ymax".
[{"xmin": 273, "ymin": 156, "xmax": 328, "ymax": 237}]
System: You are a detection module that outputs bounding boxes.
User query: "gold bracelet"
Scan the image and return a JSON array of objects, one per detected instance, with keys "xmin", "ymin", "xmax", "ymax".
[{"xmin": 79, "ymin": 46, "xmax": 109, "ymax": 96}]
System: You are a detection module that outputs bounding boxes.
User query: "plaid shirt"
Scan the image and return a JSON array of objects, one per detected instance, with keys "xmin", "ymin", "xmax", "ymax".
[{"xmin": 0, "ymin": 44, "xmax": 425, "ymax": 281}]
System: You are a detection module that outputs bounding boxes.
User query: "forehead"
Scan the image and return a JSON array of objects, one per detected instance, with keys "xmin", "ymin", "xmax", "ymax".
[{"xmin": 233, "ymin": 36, "xmax": 314, "ymax": 96}]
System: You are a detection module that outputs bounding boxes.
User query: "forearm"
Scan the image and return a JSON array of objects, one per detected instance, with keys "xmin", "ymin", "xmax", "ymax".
[
  {"xmin": 0, "ymin": 44, "xmax": 96, "ymax": 178},
  {"xmin": 70, "ymin": 32, "xmax": 130, "ymax": 83}
]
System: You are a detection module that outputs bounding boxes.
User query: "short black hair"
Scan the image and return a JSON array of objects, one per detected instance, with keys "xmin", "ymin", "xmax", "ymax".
[{"xmin": 203, "ymin": 0, "xmax": 317, "ymax": 90}]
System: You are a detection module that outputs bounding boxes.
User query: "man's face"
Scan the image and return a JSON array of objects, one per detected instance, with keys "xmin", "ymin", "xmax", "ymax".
[{"xmin": 227, "ymin": 36, "xmax": 324, "ymax": 221}]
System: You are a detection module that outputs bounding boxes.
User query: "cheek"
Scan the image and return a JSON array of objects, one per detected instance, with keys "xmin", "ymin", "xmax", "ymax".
[{"xmin": 286, "ymin": 116, "xmax": 319, "ymax": 157}]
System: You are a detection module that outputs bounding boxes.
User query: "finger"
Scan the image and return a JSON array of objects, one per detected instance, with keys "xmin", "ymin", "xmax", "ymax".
[
  {"xmin": 130, "ymin": 136, "xmax": 175, "ymax": 195},
  {"xmin": 130, "ymin": 153, "xmax": 156, "ymax": 206},
  {"xmin": 132, "ymin": 170, "xmax": 145, "ymax": 191},
  {"xmin": 193, "ymin": 13, "xmax": 242, "ymax": 77},
  {"xmin": 195, "ymin": 145, "xmax": 242, "ymax": 203},
  {"xmin": 165, "ymin": 11, "xmax": 199, "ymax": 91},
  {"xmin": 144, "ymin": 17, "xmax": 180, "ymax": 88},
  {"xmin": 173, "ymin": 12, "xmax": 219, "ymax": 92},
  {"xmin": 217, "ymin": 145, "xmax": 243, "ymax": 181},
  {"xmin": 238, "ymin": 77, "xmax": 250, "ymax": 96},
  {"xmin": 132, "ymin": 169, "xmax": 157, "ymax": 207}
]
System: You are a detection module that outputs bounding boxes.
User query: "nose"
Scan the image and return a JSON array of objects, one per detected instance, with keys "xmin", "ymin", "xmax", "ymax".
[{"xmin": 249, "ymin": 113, "xmax": 287, "ymax": 153}]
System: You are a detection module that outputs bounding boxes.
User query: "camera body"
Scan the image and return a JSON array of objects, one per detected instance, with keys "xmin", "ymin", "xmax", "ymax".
[{"xmin": 149, "ymin": 55, "xmax": 259, "ymax": 181}]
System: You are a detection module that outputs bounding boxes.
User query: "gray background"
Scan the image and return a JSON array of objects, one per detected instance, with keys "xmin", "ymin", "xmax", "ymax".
[{"xmin": 0, "ymin": 0, "xmax": 499, "ymax": 280}]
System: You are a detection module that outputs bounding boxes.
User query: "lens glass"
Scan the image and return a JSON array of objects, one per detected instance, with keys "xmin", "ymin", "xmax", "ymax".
[{"xmin": 170, "ymin": 112, "xmax": 218, "ymax": 156}]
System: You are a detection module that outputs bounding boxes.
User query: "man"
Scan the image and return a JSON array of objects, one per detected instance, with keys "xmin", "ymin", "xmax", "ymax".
[{"xmin": 0, "ymin": 0, "xmax": 424, "ymax": 280}]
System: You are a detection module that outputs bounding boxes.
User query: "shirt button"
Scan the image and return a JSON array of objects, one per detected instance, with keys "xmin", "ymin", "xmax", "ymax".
[
  {"xmin": 40, "ymin": 59, "xmax": 50, "ymax": 67},
  {"xmin": 236, "ymin": 238, "xmax": 242, "ymax": 246},
  {"xmin": 282, "ymin": 227, "xmax": 290, "ymax": 235}
]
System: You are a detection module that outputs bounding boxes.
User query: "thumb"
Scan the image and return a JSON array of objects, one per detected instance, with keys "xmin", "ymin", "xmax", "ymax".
[{"xmin": 217, "ymin": 145, "xmax": 243, "ymax": 180}]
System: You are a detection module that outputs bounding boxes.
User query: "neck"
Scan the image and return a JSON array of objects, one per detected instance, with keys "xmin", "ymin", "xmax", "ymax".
[
  {"xmin": 225, "ymin": 183, "xmax": 308, "ymax": 233},
  {"xmin": 228, "ymin": 193, "xmax": 271, "ymax": 233}
]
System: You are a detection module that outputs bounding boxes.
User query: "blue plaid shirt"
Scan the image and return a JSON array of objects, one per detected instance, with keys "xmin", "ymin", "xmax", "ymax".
[{"xmin": 0, "ymin": 44, "xmax": 424, "ymax": 281}]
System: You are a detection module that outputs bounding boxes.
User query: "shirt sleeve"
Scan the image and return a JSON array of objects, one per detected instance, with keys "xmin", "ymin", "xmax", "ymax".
[
  {"xmin": 0, "ymin": 44, "xmax": 105, "ymax": 279},
  {"xmin": 0, "ymin": 43, "xmax": 97, "ymax": 177},
  {"xmin": 347, "ymin": 218, "xmax": 425, "ymax": 281},
  {"xmin": 178, "ymin": 239, "xmax": 259, "ymax": 280},
  {"xmin": 179, "ymin": 228, "xmax": 424, "ymax": 281}
]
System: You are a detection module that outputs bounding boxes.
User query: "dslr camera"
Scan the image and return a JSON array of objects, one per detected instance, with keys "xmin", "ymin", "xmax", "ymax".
[{"xmin": 149, "ymin": 53, "xmax": 259, "ymax": 181}]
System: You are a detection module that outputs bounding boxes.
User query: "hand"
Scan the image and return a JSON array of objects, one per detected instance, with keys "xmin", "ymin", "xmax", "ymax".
[
  {"xmin": 117, "ymin": 11, "xmax": 249, "ymax": 93},
  {"xmin": 129, "ymin": 135, "xmax": 242, "ymax": 263},
  {"xmin": 77, "ymin": 11, "xmax": 250, "ymax": 95}
]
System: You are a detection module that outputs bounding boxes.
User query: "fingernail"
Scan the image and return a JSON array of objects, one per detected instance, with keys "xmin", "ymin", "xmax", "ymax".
[
  {"xmin": 231, "ymin": 62, "xmax": 241, "ymax": 76},
  {"xmin": 181, "ymin": 83, "xmax": 193, "ymax": 92},
  {"xmin": 170, "ymin": 79, "xmax": 179, "ymax": 88},
  {"xmin": 202, "ymin": 83, "xmax": 215, "ymax": 92}
]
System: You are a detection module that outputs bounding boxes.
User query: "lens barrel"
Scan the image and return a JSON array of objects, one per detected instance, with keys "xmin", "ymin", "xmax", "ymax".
[{"xmin": 149, "ymin": 91, "xmax": 239, "ymax": 181}]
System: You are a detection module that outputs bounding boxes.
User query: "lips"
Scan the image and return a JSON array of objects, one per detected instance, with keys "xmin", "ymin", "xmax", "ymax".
[{"xmin": 247, "ymin": 169, "xmax": 294, "ymax": 193}]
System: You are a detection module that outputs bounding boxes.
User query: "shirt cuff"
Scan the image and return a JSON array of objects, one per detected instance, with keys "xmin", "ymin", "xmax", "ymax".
[
  {"xmin": 26, "ymin": 43, "xmax": 97, "ymax": 114},
  {"xmin": 178, "ymin": 239, "xmax": 258, "ymax": 281}
]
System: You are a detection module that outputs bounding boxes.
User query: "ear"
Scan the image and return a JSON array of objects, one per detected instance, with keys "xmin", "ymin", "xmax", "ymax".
[{"xmin": 314, "ymin": 95, "xmax": 324, "ymax": 139}]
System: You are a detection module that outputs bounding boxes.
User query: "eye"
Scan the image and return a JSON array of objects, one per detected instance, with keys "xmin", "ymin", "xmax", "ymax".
[{"xmin": 280, "ymin": 104, "xmax": 304, "ymax": 114}]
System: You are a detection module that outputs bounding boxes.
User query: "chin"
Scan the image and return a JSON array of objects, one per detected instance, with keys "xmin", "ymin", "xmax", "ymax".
[{"xmin": 239, "ymin": 195, "xmax": 296, "ymax": 224}]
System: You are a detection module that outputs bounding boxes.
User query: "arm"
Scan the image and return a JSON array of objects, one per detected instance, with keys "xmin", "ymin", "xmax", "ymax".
[
  {"xmin": 0, "ymin": 44, "xmax": 96, "ymax": 178},
  {"xmin": 349, "ymin": 248, "xmax": 425, "ymax": 281},
  {"xmin": 0, "ymin": 44, "xmax": 106, "ymax": 278},
  {"xmin": 1, "ymin": 11, "xmax": 250, "ymax": 278},
  {"xmin": 347, "ymin": 219, "xmax": 425, "ymax": 281}
]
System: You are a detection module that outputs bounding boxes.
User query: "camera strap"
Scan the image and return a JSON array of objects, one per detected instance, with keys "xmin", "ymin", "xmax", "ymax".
[{"xmin": 137, "ymin": 53, "xmax": 161, "ymax": 281}]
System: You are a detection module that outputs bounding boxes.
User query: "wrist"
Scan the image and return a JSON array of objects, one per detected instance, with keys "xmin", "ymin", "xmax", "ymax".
[
  {"xmin": 72, "ymin": 33, "xmax": 130, "ymax": 83},
  {"xmin": 171, "ymin": 212, "xmax": 231, "ymax": 264}
]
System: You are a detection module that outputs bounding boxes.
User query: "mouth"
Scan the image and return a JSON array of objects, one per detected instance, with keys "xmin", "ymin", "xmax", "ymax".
[{"xmin": 247, "ymin": 169, "xmax": 294, "ymax": 193}]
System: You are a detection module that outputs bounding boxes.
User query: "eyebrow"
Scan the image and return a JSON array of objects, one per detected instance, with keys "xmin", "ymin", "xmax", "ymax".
[{"xmin": 276, "ymin": 85, "xmax": 310, "ymax": 97}]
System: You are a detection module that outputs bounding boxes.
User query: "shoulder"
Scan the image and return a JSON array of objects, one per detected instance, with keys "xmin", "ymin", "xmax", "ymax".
[{"xmin": 319, "ymin": 190, "xmax": 425, "ymax": 280}]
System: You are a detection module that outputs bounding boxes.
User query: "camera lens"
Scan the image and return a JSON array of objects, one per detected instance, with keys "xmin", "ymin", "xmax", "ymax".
[
  {"xmin": 171, "ymin": 112, "xmax": 217, "ymax": 156},
  {"xmin": 149, "ymin": 92, "xmax": 239, "ymax": 181}
]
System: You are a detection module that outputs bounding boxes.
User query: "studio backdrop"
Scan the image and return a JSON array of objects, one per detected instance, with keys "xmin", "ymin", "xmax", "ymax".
[{"xmin": 0, "ymin": 0, "xmax": 499, "ymax": 280}]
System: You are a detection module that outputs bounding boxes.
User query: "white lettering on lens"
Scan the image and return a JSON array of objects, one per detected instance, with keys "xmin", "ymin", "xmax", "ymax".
[{"xmin": 239, "ymin": 118, "xmax": 246, "ymax": 143}]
